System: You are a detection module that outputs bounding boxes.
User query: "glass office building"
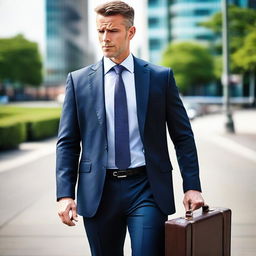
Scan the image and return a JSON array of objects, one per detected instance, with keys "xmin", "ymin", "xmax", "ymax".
[
  {"xmin": 45, "ymin": 0, "xmax": 93, "ymax": 85},
  {"xmin": 148, "ymin": 0, "xmax": 170, "ymax": 64},
  {"xmin": 231, "ymin": 0, "xmax": 256, "ymax": 7},
  {"xmin": 170, "ymin": 0, "xmax": 256, "ymax": 43},
  {"xmin": 170, "ymin": 0, "xmax": 220, "ymax": 43}
]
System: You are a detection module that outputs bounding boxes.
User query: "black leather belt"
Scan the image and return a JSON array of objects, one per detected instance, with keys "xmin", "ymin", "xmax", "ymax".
[{"xmin": 106, "ymin": 166, "xmax": 146, "ymax": 178}]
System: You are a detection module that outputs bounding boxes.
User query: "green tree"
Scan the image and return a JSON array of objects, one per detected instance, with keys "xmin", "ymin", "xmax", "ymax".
[
  {"xmin": 201, "ymin": 5, "xmax": 256, "ymax": 99},
  {"xmin": 200, "ymin": 5, "xmax": 256, "ymax": 54},
  {"xmin": 200, "ymin": 5, "xmax": 256, "ymax": 76},
  {"xmin": 0, "ymin": 34, "xmax": 43, "ymax": 86},
  {"xmin": 161, "ymin": 42, "xmax": 215, "ymax": 94},
  {"xmin": 233, "ymin": 32, "xmax": 256, "ymax": 72},
  {"xmin": 233, "ymin": 31, "xmax": 256, "ymax": 100}
]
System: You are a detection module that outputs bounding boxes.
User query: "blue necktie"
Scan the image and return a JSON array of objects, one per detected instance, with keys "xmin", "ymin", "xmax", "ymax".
[{"xmin": 114, "ymin": 65, "xmax": 131, "ymax": 170}]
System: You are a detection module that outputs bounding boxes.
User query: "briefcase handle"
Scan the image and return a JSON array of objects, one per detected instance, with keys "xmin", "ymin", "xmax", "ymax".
[{"xmin": 185, "ymin": 204, "xmax": 209, "ymax": 219}]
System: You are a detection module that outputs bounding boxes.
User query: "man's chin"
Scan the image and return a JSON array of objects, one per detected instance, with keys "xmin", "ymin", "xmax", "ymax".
[{"xmin": 103, "ymin": 52, "xmax": 115, "ymax": 58}]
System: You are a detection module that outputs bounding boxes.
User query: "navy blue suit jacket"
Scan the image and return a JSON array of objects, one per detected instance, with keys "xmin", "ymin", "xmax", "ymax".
[{"xmin": 56, "ymin": 56, "xmax": 201, "ymax": 217}]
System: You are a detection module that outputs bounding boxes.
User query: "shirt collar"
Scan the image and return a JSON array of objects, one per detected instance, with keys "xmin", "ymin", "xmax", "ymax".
[{"xmin": 103, "ymin": 53, "xmax": 134, "ymax": 74}]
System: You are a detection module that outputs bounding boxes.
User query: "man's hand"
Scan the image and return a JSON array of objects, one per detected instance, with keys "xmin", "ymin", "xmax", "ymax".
[
  {"xmin": 57, "ymin": 198, "xmax": 78, "ymax": 226},
  {"xmin": 183, "ymin": 190, "xmax": 204, "ymax": 211}
]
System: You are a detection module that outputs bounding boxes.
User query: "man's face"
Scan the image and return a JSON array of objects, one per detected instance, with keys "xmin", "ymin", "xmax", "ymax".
[{"xmin": 96, "ymin": 14, "xmax": 136, "ymax": 64}]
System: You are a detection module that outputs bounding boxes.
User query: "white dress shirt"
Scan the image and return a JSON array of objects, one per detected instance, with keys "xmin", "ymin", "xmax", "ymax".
[{"xmin": 104, "ymin": 54, "xmax": 146, "ymax": 169}]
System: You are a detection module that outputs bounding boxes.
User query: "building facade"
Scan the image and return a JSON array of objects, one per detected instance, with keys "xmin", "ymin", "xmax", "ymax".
[
  {"xmin": 148, "ymin": 0, "xmax": 170, "ymax": 64},
  {"xmin": 45, "ymin": 0, "xmax": 94, "ymax": 86},
  {"xmin": 231, "ymin": 0, "xmax": 256, "ymax": 7},
  {"xmin": 170, "ymin": 0, "xmax": 220, "ymax": 43}
]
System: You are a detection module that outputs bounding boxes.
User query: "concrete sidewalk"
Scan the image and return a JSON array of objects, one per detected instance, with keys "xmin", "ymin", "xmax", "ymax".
[
  {"xmin": 0, "ymin": 138, "xmax": 56, "ymax": 174},
  {"xmin": 193, "ymin": 109, "xmax": 256, "ymax": 143},
  {"xmin": 192, "ymin": 109, "xmax": 256, "ymax": 163}
]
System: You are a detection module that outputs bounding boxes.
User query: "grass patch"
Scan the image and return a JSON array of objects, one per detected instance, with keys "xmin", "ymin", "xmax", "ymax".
[{"xmin": 0, "ymin": 106, "xmax": 61, "ymax": 124}]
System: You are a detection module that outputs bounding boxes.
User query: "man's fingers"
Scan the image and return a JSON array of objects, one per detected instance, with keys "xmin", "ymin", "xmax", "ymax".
[
  {"xmin": 58, "ymin": 210, "xmax": 75, "ymax": 226},
  {"xmin": 71, "ymin": 204, "xmax": 78, "ymax": 222},
  {"xmin": 64, "ymin": 207, "xmax": 76, "ymax": 226},
  {"xmin": 57, "ymin": 198, "xmax": 77, "ymax": 226},
  {"xmin": 190, "ymin": 200, "xmax": 204, "ymax": 211},
  {"xmin": 183, "ymin": 190, "xmax": 205, "ymax": 212},
  {"xmin": 183, "ymin": 198, "xmax": 191, "ymax": 212}
]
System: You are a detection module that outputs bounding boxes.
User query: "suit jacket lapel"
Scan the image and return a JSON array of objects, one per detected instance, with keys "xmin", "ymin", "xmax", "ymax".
[
  {"xmin": 133, "ymin": 57, "xmax": 150, "ymax": 143},
  {"xmin": 88, "ymin": 60, "xmax": 107, "ymax": 137}
]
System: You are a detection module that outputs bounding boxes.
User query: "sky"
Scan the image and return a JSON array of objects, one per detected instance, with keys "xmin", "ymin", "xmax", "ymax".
[{"xmin": 0, "ymin": 0, "xmax": 45, "ymax": 54}]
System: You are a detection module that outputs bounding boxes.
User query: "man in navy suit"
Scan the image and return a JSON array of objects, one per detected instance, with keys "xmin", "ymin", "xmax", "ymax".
[{"xmin": 56, "ymin": 1, "xmax": 204, "ymax": 255}]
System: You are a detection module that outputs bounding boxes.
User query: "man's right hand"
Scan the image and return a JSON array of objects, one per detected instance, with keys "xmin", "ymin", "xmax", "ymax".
[{"xmin": 57, "ymin": 198, "xmax": 78, "ymax": 226}]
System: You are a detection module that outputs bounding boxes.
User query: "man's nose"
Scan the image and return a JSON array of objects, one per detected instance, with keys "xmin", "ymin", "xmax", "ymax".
[{"xmin": 103, "ymin": 31, "xmax": 110, "ymax": 42}]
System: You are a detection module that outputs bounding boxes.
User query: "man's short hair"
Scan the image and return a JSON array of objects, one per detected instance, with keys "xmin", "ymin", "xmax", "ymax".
[{"xmin": 95, "ymin": 1, "xmax": 134, "ymax": 28}]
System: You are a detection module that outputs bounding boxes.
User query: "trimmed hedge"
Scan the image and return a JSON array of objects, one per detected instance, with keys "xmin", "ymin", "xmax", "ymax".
[
  {"xmin": 0, "ymin": 122, "xmax": 26, "ymax": 149},
  {"xmin": 27, "ymin": 118, "xmax": 60, "ymax": 141},
  {"xmin": 0, "ymin": 106, "xmax": 61, "ymax": 150}
]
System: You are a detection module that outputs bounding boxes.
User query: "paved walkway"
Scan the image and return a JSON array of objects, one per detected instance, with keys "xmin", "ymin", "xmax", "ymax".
[
  {"xmin": 192, "ymin": 109, "xmax": 256, "ymax": 163},
  {"xmin": 0, "ymin": 138, "xmax": 56, "ymax": 174}
]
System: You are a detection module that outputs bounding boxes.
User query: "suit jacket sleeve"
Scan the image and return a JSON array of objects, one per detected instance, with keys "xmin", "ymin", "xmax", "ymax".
[
  {"xmin": 56, "ymin": 73, "xmax": 81, "ymax": 201},
  {"xmin": 166, "ymin": 69, "xmax": 202, "ymax": 193}
]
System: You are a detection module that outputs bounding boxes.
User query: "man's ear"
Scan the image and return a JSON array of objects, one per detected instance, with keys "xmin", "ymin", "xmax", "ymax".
[{"xmin": 128, "ymin": 26, "xmax": 136, "ymax": 40}]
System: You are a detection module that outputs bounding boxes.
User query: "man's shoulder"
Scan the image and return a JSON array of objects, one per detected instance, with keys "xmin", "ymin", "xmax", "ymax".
[
  {"xmin": 66, "ymin": 61, "xmax": 102, "ymax": 85},
  {"xmin": 70, "ymin": 60, "xmax": 102, "ymax": 79},
  {"xmin": 71, "ymin": 62, "xmax": 101, "ymax": 76}
]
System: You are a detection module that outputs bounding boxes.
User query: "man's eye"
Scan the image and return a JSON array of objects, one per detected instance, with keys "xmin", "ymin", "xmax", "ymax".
[{"xmin": 98, "ymin": 30, "xmax": 118, "ymax": 34}]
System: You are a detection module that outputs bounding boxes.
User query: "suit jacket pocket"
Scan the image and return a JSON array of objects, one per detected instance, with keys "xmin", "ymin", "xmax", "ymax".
[{"xmin": 79, "ymin": 161, "xmax": 92, "ymax": 173}]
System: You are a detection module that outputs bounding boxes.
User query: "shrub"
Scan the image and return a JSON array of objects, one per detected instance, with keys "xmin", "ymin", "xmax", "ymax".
[
  {"xmin": 26, "ymin": 118, "xmax": 60, "ymax": 141},
  {"xmin": 0, "ymin": 122, "xmax": 26, "ymax": 150}
]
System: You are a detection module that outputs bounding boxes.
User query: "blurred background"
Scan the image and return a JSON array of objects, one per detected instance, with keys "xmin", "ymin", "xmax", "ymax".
[{"xmin": 0, "ymin": 0, "xmax": 255, "ymax": 255}]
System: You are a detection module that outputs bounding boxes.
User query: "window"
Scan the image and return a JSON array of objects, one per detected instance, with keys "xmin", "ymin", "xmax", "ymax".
[
  {"xmin": 150, "ymin": 39, "xmax": 161, "ymax": 50},
  {"xmin": 195, "ymin": 34, "xmax": 213, "ymax": 40},
  {"xmin": 194, "ymin": 9, "xmax": 210, "ymax": 16},
  {"xmin": 148, "ymin": 17, "xmax": 160, "ymax": 28},
  {"xmin": 149, "ymin": 0, "xmax": 159, "ymax": 6}
]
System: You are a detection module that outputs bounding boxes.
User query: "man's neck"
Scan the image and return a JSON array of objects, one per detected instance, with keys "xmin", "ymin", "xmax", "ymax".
[{"xmin": 109, "ymin": 51, "xmax": 130, "ymax": 64}]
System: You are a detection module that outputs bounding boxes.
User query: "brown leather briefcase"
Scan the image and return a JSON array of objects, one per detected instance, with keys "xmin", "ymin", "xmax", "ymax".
[{"xmin": 165, "ymin": 206, "xmax": 231, "ymax": 256}]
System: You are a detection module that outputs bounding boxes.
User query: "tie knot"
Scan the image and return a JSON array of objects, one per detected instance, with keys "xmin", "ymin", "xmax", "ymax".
[{"xmin": 113, "ymin": 65, "xmax": 125, "ymax": 75}]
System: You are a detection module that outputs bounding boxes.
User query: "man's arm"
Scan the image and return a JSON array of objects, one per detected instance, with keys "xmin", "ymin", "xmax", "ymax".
[
  {"xmin": 165, "ymin": 69, "xmax": 204, "ymax": 211},
  {"xmin": 56, "ymin": 73, "xmax": 81, "ymax": 225}
]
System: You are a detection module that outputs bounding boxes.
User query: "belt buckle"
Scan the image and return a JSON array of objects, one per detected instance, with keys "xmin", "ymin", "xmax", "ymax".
[{"xmin": 113, "ymin": 170, "xmax": 127, "ymax": 178}]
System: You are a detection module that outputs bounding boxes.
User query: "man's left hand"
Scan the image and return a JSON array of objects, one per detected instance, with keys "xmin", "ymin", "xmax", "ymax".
[{"xmin": 183, "ymin": 190, "xmax": 204, "ymax": 211}]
